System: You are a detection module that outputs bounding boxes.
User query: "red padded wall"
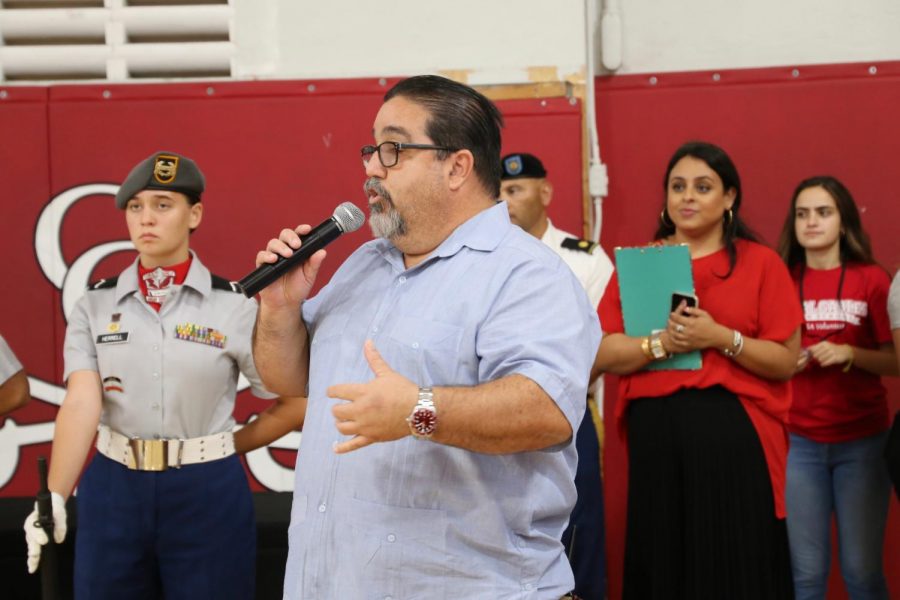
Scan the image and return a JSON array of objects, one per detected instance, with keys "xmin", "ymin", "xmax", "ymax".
[
  {"xmin": 0, "ymin": 80, "xmax": 584, "ymax": 498},
  {"xmin": 1, "ymin": 62, "xmax": 898, "ymax": 599},
  {"xmin": 595, "ymin": 61, "xmax": 900, "ymax": 600}
]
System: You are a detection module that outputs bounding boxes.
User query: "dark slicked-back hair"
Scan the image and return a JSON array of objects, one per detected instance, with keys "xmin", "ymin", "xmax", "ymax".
[
  {"xmin": 654, "ymin": 140, "xmax": 758, "ymax": 278},
  {"xmin": 777, "ymin": 175, "xmax": 875, "ymax": 269},
  {"xmin": 385, "ymin": 75, "xmax": 504, "ymax": 198}
]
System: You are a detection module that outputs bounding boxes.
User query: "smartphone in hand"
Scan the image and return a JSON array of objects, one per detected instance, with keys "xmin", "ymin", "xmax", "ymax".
[{"xmin": 671, "ymin": 291, "xmax": 699, "ymax": 314}]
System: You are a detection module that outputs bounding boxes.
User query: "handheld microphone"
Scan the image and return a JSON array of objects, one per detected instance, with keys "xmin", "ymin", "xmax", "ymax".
[{"xmin": 237, "ymin": 202, "xmax": 365, "ymax": 298}]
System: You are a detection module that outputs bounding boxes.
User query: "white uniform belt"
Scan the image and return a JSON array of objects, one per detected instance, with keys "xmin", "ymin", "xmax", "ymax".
[{"xmin": 96, "ymin": 425, "xmax": 235, "ymax": 471}]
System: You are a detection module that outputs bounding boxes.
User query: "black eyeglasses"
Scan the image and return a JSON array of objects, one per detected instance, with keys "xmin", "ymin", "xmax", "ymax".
[{"xmin": 360, "ymin": 141, "xmax": 456, "ymax": 168}]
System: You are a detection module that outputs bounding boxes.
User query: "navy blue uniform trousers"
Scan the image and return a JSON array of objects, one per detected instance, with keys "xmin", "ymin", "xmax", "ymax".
[
  {"xmin": 74, "ymin": 453, "xmax": 255, "ymax": 600},
  {"xmin": 562, "ymin": 403, "xmax": 607, "ymax": 600}
]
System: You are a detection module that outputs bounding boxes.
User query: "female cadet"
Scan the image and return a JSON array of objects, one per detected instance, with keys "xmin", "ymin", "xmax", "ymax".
[{"xmin": 24, "ymin": 151, "xmax": 306, "ymax": 599}]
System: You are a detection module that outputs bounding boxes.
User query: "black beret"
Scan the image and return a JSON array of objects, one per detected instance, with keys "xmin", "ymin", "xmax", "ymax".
[
  {"xmin": 114, "ymin": 151, "xmax": 205, "ymax": 209},
  {"xmin": 500, "ymin": 153, "xmax": 547, "ymax": 180}
]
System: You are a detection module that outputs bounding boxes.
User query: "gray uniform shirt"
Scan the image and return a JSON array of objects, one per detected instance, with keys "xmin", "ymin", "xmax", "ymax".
[
  {"xmin": 0, "ymin": 335, "xmax": 23, "ymax": 384},
  {"xmin": 63, "ymin": 253, "xmax": 274, "ymax": 439},
  {"xmin": 889, "ymin": 271, "xmax": 900, "ymax": 330}
]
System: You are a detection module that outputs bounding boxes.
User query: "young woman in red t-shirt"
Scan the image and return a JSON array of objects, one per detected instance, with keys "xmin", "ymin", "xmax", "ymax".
[
  {"xmin": 777, "ymin": 176, "xmax": 897, "ymax": 600},
  {"xmin": 597, "ymin": 141, "xmax": 801, "ymax": 599}
]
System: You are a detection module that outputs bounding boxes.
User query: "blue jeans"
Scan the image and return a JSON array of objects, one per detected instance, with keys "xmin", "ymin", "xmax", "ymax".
[{"xmin": 786, "ymin": 431, "xmax": 891, "ymax": 600}]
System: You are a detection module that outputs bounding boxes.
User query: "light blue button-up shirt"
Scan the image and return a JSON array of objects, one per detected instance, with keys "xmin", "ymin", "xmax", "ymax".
[{"xmin": 285, "ymin": 202, "xmax": 601, "ymax": 599}]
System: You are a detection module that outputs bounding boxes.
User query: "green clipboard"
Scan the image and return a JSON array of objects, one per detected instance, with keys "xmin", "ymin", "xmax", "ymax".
[{"xmin": 614, "ymin": 245, "xmax": 702, "ymax": 371}]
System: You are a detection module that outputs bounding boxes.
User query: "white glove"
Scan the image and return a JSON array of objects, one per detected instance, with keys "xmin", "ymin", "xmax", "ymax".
[{"xmin": 24, "ymin": 492, "xmax": 67, "ymax": 574}]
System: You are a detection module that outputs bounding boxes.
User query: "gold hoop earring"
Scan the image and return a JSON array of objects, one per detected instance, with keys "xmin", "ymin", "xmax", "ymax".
[
  {"xmin": 660, "ymin": 210, "xmax": 674, "ymax": 228},
  {"xmin": 725, "ymin": 209, "xmax": 734, "ymax": 227}
]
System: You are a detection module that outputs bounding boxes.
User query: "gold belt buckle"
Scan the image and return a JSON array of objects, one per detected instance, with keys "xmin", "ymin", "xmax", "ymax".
[{"xmin": 128, "ymin": 438, "xmax": 168, "ymax": 471}]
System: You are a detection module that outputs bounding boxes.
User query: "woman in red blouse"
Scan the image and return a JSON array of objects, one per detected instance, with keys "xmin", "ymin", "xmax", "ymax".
[
  {"xmin": 777, "ymin": 176, "xmax": 896, "ymax": 600},
  {"xmin": 597, "ymin": 141, "xmax": 801, "ymax": 599}
]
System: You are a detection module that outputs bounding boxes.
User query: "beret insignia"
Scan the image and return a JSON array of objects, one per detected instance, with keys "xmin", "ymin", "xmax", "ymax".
[{"xmin": 153, "ymin": 154, "xmax": 180, "ymax": 184}]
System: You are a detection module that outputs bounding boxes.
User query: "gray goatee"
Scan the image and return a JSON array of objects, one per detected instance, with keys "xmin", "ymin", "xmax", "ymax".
[{"xmin": 364, "ymin": 178, "xmax": 407, "ymax": 239}]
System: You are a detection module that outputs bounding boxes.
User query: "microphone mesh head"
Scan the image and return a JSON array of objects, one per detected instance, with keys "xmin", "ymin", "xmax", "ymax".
[{"xmin": 333, "ymin": 202, "xmax": 366, "ymax": 233}]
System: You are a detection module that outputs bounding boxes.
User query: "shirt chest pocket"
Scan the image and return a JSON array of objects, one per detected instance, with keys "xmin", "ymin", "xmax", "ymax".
[
  {"xmin": 384, "ymin": 317, "xmax": 463, "ymax": 386},
  {"xmin": 94, "ymin": 329, "xmax": 143, "ymax": 378}
]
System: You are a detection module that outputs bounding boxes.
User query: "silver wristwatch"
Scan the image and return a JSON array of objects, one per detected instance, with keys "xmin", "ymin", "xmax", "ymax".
[{"xmin": 406, "ymin": 387, "xmax": 437, "ymax": 439}]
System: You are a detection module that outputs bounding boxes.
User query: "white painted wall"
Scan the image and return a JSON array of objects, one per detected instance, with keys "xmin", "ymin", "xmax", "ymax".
[
  {"xmin": 234, "ymin": 0, "xmax": 588, "ymax": 83},
  {"xmin": 232, "ymin": 0, "xmax": 900, "ymax": 83},
  {"xmin": 608, "ymin": 0, "xmax": 900, "ymax": 75},
  {"xmin": 278, "ymin": 0, "xmax": 584, "ymax": 78}
]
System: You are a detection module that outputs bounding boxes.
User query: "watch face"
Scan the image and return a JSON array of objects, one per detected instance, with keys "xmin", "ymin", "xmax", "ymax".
[
  {"xmin": 649, "ymin": 335, "xmax": 667, "ymax": 359},
  {"xmin": 412, "ymin": 407, "xmax": 437, "ymax": 436}
]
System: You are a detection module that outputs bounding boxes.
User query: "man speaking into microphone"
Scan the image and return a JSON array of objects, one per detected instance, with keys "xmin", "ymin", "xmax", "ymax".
[{"xmin": 252, "ymin": 75, "xmax": 600, "ymax": 599}]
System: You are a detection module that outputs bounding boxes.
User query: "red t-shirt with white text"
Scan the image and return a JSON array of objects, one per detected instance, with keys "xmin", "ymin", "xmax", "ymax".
[{"xmin": 788, "ymin": 262, "xmax": 892, "ymax": 443}]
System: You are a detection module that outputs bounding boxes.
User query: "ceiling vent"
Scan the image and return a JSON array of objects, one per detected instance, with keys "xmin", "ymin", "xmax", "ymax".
[{"xmin": 0, "ymin": 0, "xmax": 234, "ymax": 82}]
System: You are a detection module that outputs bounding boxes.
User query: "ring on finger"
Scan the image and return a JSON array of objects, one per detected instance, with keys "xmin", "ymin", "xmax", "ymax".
[{"xmin": 675, "ymin": 324, "xmax": 685, "ymax": 334}]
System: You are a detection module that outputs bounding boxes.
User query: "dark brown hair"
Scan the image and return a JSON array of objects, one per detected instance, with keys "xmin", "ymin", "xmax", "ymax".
[
  {"xmin": 654, "ymin": 141, "xmax": 758, "ymax": 278},
  {"xmin": 776, "ymin": 176, "xmax": 875, "ymax": 269}
]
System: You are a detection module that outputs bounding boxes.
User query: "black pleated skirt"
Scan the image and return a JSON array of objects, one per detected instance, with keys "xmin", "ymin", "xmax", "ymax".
[{"xmin": 623, "ymin": 385, "xmax": 794, "ymax": 600}]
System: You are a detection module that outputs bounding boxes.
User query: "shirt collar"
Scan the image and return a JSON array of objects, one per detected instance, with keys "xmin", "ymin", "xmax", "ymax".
[
  {"xmin": 540, "ymin": 218, "xmax": 560, "ymax": 245},
  {"xmin": 434, "ymin": 201, "xmax": 508, "ymax": 257},
  {"xmin": 115, "ymin": 250, "xmax": 211, "ymax": 302},
  {"xmin": 374, "ymin": 202, "xmax": 510, "ymax": 271}
]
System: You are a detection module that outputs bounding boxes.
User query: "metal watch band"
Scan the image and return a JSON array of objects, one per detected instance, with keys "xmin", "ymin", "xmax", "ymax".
[
  {"xmin": 649, "ymin": 331, "xmax": 668, "ymax": 360},
  {"xmin": 407, "ymin": 387, "xmax": 437, "ymax": 439},
  {"xmin": 418, "ymin": 387, "xmax": 434, "ymax": 410}
]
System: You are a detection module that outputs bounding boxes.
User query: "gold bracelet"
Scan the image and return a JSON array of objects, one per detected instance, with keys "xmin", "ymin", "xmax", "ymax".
[
  {"xmin": 842, "ymin": 345, "xmax": 855, "ymax": 372},
  {"xmin": 640, "ymin": 336, "xmax": 654, "ymax": 360}
]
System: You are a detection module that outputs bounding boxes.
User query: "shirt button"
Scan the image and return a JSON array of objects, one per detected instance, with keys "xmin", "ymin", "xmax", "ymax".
[
  {"xmin": 372, "ymin": 326, "xmax": 379, "ymax": 333},
  {"xmin": 317, "ymin": 503, "xmax": 326, "ymax": 513},
  {"xmin": 386, "ymin": 534, "xmax": 396, "ymax": 542},
  {"xmin": 412, "ymin": 342, "xmax": 419, "ymax": 349},
  {"xmin": 398, "ymin": 276, "xmax": 406, "ymax": 283},
  {"xmin": 152, "ymin": 344, "xmax": 159, "ymax": 351},
  {"xmin": 524, "ymin": 583, "xmax": 534, "ymax": 591},
  {"xmin": 152, "ymin": 372, "xmax": 159, "ymax": 379}
]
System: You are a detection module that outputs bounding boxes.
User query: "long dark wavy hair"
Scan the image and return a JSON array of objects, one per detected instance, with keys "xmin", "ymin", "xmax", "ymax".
[
  {"xmin": 776, "ymin": 175, "xmax": 875, "ymax": 269},
  {"xmin": 654, "ymin": 141, "xmax": 758, "ymax": 278}
]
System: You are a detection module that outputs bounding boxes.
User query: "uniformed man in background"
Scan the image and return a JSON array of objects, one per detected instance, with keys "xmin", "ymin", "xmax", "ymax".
[{"xmin": 501, "ymin": 152, "xmax": 613, "ymax": 600}]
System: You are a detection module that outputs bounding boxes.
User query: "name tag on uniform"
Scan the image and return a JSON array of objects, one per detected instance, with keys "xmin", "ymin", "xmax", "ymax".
[{"xmin": 96, "ymin": 332, "xmax": 130, "ymax": 345}]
